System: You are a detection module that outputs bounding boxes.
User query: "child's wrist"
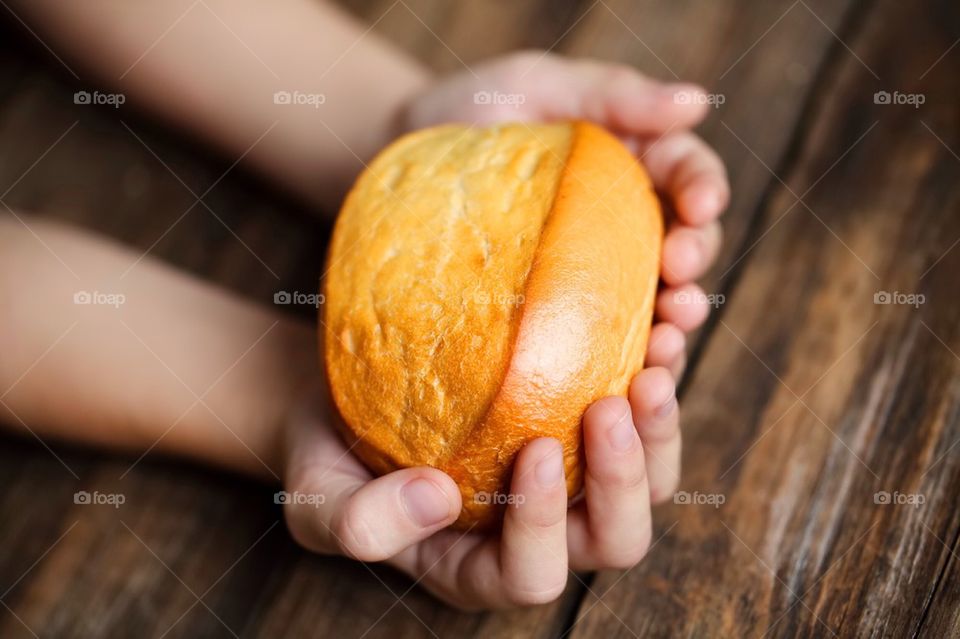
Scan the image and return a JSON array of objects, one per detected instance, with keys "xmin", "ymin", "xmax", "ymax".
[{"xmin": 370, "ymin": 67, "xmax": 435, "ymax": 157}]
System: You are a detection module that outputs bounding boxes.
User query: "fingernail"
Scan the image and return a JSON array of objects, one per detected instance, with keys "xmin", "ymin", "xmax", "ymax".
[
  {"xmin": 401, "ymin": 478, "xmax": 451, "ymax": 527},
  {"xmin": 535, "ymin": 446, "xmax": 564, "ymax": 488},
  {"xmin": 656, "ymin": 396, "xmax": 677, "ymax": 418},
  {"xmin": 608, "ymin": 410, "xmax": 637, "ymax": 451}
]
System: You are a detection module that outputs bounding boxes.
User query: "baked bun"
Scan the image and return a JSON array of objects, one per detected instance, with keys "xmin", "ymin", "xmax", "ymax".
[{"xmin": 323, "ymin": 121, "xmax": 662, "ymax": 529}]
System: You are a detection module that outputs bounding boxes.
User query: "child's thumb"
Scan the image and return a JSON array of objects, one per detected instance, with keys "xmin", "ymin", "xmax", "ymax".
[{"xmin": 285, "ymin": 467, "xmax": 462, "ymax": 561}]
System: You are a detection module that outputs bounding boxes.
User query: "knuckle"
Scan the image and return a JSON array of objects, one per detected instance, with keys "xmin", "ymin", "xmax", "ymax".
[
  {"xmin": 640, "ymin": 419, "xmax": 679, "ymax": 446},
  {"xmin": 519, "ymin": 501, "xmax": 567, "ymax": 530},
  {"xmin": 588, "ymin": 459, "xmax": 648, "ymax": 493},
  {"xmin": 334, "ymin": 501, "xmax": 388, "ymax": 562},
  {"xmin": 663, "ymin": 132, "xmax": 700, "ymax": 162},
  {"xmin": 596, "ymin": 529, "xmax": 652, "ymax": 569}
]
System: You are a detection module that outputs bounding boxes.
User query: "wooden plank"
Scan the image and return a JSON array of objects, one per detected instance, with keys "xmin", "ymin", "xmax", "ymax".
[
  {"xmin": 0, "ymin": 0, "xmax": 867, "ymax": 637},
  {"xmin": 237, "ymin": 1, "xmax": 860, "ymax": 637},
  {"xmin": 922, "ymin": 533, "xmax": 960, "ymax": 637},
  {"xmin": 571, "ymin": 0, "xmax": 960, "ymax": 636},
  {"xmin": 560, "ymin": 0, "xmax": 856, "ymax": 305},
  {"xmin": 0, "ymin": 22, "xmax": 325, "ymax": 639},
  {"xmin": 896, "ymin": 7, "xmax": 960, "ymax": 636},
  {"xmin": 343, "ymin": 0, "xmax": 591, "ymax": 71},
  {"xmin": 0, "ymin": 4, "xmax": 599, "ymax": 638},
  {"xmin": 1, "ymin": 464, "xmax": 292, "ymax": 639}
]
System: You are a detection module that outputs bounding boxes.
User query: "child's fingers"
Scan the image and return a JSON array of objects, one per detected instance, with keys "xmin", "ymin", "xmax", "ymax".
[
  {"xmin": 662, "ymin": 221, "xmax": 723, "ymax": 286},
  {"xmin": 656, "ymin": 283, "xmax": 711, "ymax": 332},
  {"xmin": 645, "ymin": 322, "xmax": 687, "ymax": 378},
  {"xmin": 498, "ymin": 438, "xmax": 569, "ymax": 606},
  {"xmin": 567, "ymin": 397, "xmax": 652, "ymax": 571},
  {"xmin": 587, "ymin": 74, "xmax": 710, "ymax": 135},
  {"xmin": 388, "ymin": 439, "xmax": 569, "ymax": 609},
  {"xmin": 640, "ymin": 131, "xmax": 730, "ymax": 226},
  {"xmin": 336, "ymin": 468, "xmax": 462, "ymax": 560},
  {"xmin": 390, "ymin": 533, "xmax": 504, "ymax": 611},
  {"xmin": 282, "ymin": 397, "xmax": 461, "ymax": 561},
  {"xmin": 285, "ymin": 465, "xmax": 461, "ymax": 562},
  {"xmin": 628, "ymin": 368, "xmax": 681, "ymax": 502},
  {"xmin": 536, "ymin": 56, "xmax": 708, "ymax": 133}
]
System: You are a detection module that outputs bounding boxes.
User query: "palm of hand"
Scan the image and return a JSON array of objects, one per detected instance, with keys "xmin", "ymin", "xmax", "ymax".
[{"xmin": 286, "ymin": 51, "xmax": 728, "ymax": 610}]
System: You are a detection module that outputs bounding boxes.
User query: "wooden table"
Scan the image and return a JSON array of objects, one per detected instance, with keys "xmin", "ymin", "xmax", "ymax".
[{"xmin": 1, "ymin": 1, "xmax": 958, "ymax": 637}]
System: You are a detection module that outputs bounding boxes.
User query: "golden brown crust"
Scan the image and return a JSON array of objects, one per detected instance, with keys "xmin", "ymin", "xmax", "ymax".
[{"xmin": 323, "ymin": 121, "xmax": 662, "ymax": 529}]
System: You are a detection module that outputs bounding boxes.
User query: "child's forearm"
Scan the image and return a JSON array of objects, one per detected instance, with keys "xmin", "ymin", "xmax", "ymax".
[
  {"xmin": 8, "ymin": 0, "xmax": 431, "ymax": 211},
  {"xmin": 0, "ymin": 215, "xmax": 316, "ymax": 479}
]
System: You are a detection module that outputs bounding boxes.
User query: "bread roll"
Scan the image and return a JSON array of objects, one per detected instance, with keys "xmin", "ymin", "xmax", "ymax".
[{"xmin": 323, "ymin": 121, "xmax": 662, "ymax": 529}]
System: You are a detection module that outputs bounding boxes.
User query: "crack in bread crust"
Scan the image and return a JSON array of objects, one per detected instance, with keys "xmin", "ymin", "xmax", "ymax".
[
  {"xmin": 325, "ymin": 123, "xmax": 574, "ymax": 471},
  {"xmin": 324, "ymin": 121, "xmax": 662, "ymax": 529}
]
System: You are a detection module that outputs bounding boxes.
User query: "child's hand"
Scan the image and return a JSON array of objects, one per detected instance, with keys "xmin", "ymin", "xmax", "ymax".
[
  {"xmin": 400, "ymin": 51, "xmax": 729, "ymax": 374},
  {"xmin": 282, "ymin": 366, "xmax": 679, "ymax": 610},
  {"xmin": 282, "ymin": 52, "xmax": 715, "ymax": 610}
]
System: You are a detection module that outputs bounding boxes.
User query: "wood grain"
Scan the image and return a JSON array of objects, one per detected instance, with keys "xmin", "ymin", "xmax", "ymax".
[
  {"xmin": 571, "ymin": 0, "xmax": 960, "ymax": 636},
  {"xmin": 302, "ymin": 1, "xmax": 861, "ymax": 635},
  {"xmin": 0, "ymin": 0, "xmax": 956, "ymax": 637}
]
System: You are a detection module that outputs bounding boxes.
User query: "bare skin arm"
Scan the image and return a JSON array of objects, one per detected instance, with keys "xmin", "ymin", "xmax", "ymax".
[
  {"xmin": 0, "ymin": 1, "xmax": 733, "ymax": 608},
  {"xmin": 7, "ymin": 0, "xmax": 430, "ymax": 210},
  {"xmin": 0, "ymin": 214, "xmax": 314, "ymax": 477},
  {"xmin": 8, "ymin": 1, "xmax": 729, "ymax": 333},
  {"xmin": 0, "ymin": 213, "xmax": 683, "ymax": 608}
]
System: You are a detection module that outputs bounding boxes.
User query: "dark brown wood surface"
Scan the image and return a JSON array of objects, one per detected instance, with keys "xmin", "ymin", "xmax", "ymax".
[{"xmin": 1, "ymin": 1, "xmax": 957, "ymax": 637}]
